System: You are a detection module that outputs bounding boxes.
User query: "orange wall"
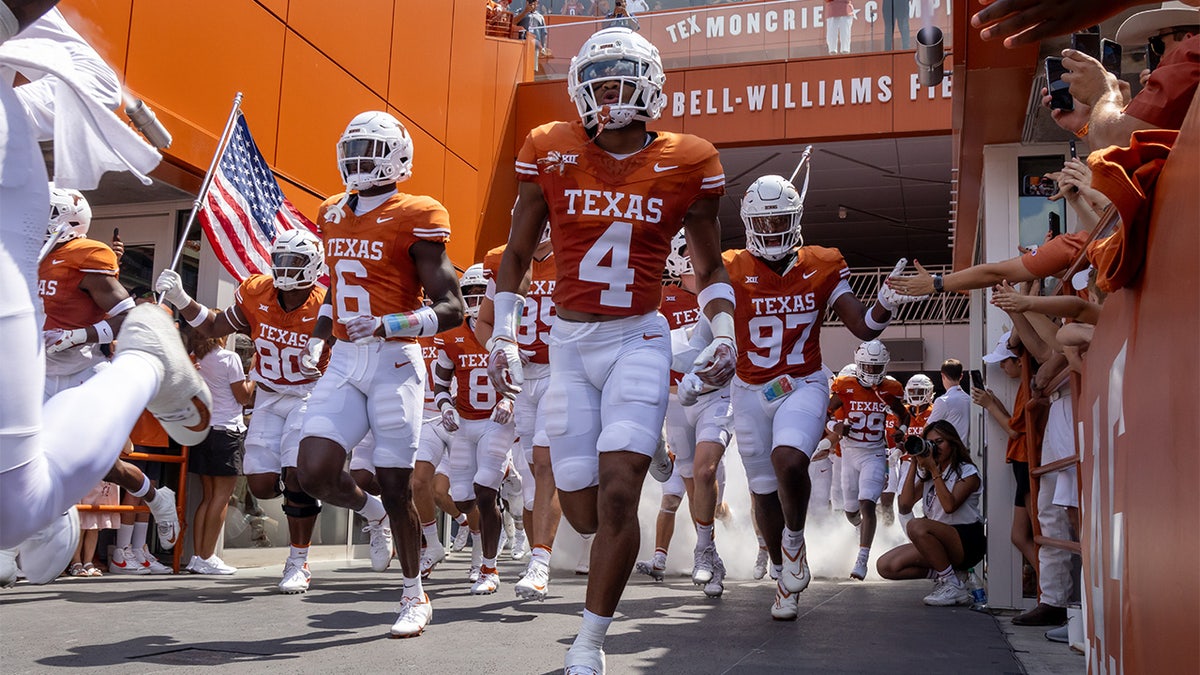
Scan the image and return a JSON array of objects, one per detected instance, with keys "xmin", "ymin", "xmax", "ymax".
[{"xmin": 58, "ymin": 0, "xmax": 532, "ymax": 270}]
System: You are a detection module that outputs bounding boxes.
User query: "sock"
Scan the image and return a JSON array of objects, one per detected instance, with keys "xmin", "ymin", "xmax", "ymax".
[
  {"xmin": 938, "ymin": 565, "xmax": 962, "ymax": 587},
  {"xmin": 652, "ymin": 547, "xmax": 667, "ymax": 569},
  {"xmin": 132, "ymin": 522, "xmax": 149, "ymax": 549},
  {"xmin": 130, "ymin": 474, "xmax": 151, "ymax": 498},
  {"xmin": 403, "ymin": 575, "xmax": 424, "ymax": 600},
  {"xmin": 482, "ymin": 556, "xmax": 497, "ymax": 571},
  {"xmin": 756, "ymin": 535, "xmax": 767, "ymax": 548},
  {"xmin": 356, "ymin": 494, "xmax": 387, "ymax": 523},
  {"xmin": 572, "ymin": 609, "xmax": 613, "ymax": 651},
  {"xmin": 116, "ymin": 523, "xmax": 134, "ymax": 550},
  {"xmin": 290, "ymin": 545, "xmax": 309, "ymax": 561},
  {"xmin": 695, "ymin": 521, "xmax": 714, "ymax": 550},
  {"xmin": 471, "ymin": 534, "xmax": 482, "ymax": 566},
  {"xmin": 782, "ymin": 527, "xmax": 805, "ymax": 551},
  {"xmin": 421, "ymin": 521, "xmax": 440, "ymax": 547},
  {"xmin": 454, "ymin": 513, "xmax": 468, "ymax": 525},
  {"xmin": 531, "ymin": 545, "xmax": 552, "ymax": 567}
]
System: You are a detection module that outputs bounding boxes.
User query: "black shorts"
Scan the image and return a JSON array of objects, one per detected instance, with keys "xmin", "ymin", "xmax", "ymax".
[
  {"xmin": 1012, "ymin": 461, "xmax": 1031, "ymax": 507},
  {"xmin": 128, "ymin": 445, "xmax": 182, "ymax": 486},
  {"xmin": 952, "ymin": 521, "xmax": 987, "ymax": 570},
  {"xmin": 187, "ymin": 428, "xmax": 245, "ymax": 477}
]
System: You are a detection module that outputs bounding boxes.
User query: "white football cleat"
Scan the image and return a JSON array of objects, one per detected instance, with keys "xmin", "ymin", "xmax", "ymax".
[
  {"xmin": 390, "ymin": 593, "xmax": 433, "ymax": 638},
  {"xmin": 451, "ymin": 525, "xmax": 470, "ymax": 552},
  {"xmin": 850, "ymin": 549, "xmax": 870, "ymax": 581},
  {"xmin": 364, "ymin": 517, "xmax": 393, "ymax": 572},
  {"xmin": 780, "ymin": 544, "xmax": 811, "ymax": 593},
  {"xmin": 146, "ymin": 486, "xmax": 179, "ymax": 549},
  {"xmin": 279, "ymin": 558, "xmax": 311, "ymax": 594},
  {"xmin": 420, "ymin": 544, "xmax": 445, "ymax": 579},
  {"xmin": 510, "ymin": 529, "xmax": 529, "ymax": 560},
  {"xmin": 634, "ymin": 559, "xmax": 665, "ymax": 582},
  {"xmin": 468, "ymin": 564, "xmax": 482, "ymax": 582},
  {"xmin": 15, "ymin": 508, "xmax": 80, "ymax": 585},
  {"xmin": 691, "ymin": 546, "xmax": 715, "ymax": 585},
  {"xmin": 470, "ymin": 566, "xmax": 500, "ymax": 594},
  {"xmin": 771, "ymin": 580, "xmax": 800, "ymax": 621},
  {"xmin": 564, "ymin": 643, "xmax": 606, "ymax": 675},
  {"xmin": 514, "ymin": 561, "xmax": 549, "ymax": 601},
  {"xmin": 753, "ymin": 547, "xmax": 769, "ymax": 580},
  {"xmin": 703, "ymin": 555, "xmax": 726, "ymax": 598}
]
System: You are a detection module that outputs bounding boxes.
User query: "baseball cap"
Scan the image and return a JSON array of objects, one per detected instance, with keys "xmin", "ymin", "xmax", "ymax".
[
  {"xmin": 1116, "ymin": 2, "xmax": 1200, "ymax": 43},
  {"xmin": 982, "ymin": 331, "xmax": 1019, "ymax": 363}
]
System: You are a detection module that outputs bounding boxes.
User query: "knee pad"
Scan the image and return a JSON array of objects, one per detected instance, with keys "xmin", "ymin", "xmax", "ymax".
[
  {"xmin": 281, "ymin": 488, "xmax": 321, "ymax": 519},
  {"xmin": 596, "ymin": 420, "xmax": 659, "ymax": 457},
  {"xmin": 551, "ymin": 455, "xmax": 599, "ymax": 493}
]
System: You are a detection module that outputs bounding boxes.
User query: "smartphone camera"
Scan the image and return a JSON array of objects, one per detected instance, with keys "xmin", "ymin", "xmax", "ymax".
[{"xmin": 1045, "ymin": 57, "xmax": 1074, "ymax": 111}]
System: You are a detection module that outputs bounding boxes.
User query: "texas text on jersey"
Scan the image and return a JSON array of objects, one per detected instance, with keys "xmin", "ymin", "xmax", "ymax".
[
  {"xmin": 234, "ymin": 274, "xmax": 328, "ymax": 388},
  {"xmin": 660, "ymin": 285, "xmax": 699, "ymax": 384},
  {"xmin": 515, "ymin": 120, "xmax": 724, "ymax": 317},
  {"xmin": 38, "ymin": 237, "xmax": 119, "ymax": 375},
  {"xmin": 831, "ymin": 375, "xmax": 905, "ymax": 448},
  {"xmin": 436, "ymin": 322, "xmax": 500, "ymax": 421},
  {"xmin": 483, "ymin": 244, "xmax": 556, "ymax": 370},
  {"xmin": 419, "ymin": 335, "xmax": 440, "ymax": 416},
  {"xmin": 724, "ymin": 245, "xmax": 853, "ymax": 385},
  {"xmin": 319, "ymin": 192, "xmax": 450, "ymax": 342}
]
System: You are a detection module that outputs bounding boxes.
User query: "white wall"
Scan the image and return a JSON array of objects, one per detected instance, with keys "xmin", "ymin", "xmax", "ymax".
[{"xmin": 819, "ymin": 321, "xmax": 970, "ymax": 373}]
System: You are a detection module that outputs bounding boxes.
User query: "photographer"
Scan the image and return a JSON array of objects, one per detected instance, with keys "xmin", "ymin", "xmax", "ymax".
[{"xmin": 875, "ymin": 421, "xmax": 985, "ymax": 607}]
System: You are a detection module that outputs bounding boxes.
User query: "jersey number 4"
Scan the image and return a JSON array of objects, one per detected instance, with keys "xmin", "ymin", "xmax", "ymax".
[{"xmin": 579, "ymin": 221, "xmax": 635, "ymax": 308}]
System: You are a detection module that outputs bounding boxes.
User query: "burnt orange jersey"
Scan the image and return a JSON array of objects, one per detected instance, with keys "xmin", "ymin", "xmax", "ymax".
[
  {"xmin": 884, "ymin": 412, "xmax": 900, "ymax": 450},
  {"xmin": 233, "ymin": 275, "xmax": 327, "ymax": 387},
  {"xmin": 38, "ymin": 238, "xmax": 119, "ymax": 331},
  {"xmin": 483, "ymin": 245, "xmax": 556, "ymax": 365},
  {"xmin": 725, "ymin": 246, "xmax": 853, "ymax": 385},
  {"xmin": 886, "ymin": 403, "xmax": 932, "ymax": 457},
  {"xmin": 832, "ymin": 375, "xmax": 904, "ymax": 449},
  {"xmin": 419, "ymin": 335, "xmax": 439, "ymax": 411},
  {"xmin": 318, "ymin": 192, "xmax": 451, "ymax": 342},
  {"xmin": 515, "ymin": 121, "xmax": 724, "ymax": 317},
  {"xmin": 435, "ymin": 322, "xmax": 498, "ymax": 420},
  {"xmin": 660, "ymin": 285, "xmax": 700, "ymax": 384}
]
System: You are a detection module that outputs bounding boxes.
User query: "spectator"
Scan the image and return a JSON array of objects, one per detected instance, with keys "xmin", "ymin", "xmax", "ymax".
[
  {"xmin": 513, "ymin": 1, "xmax": 551, "ymax": 59},
  {"xmin": 825, "ymin": 0, "xmax": 856, "ymax": 54},
  {"xmin": 69, "ymin": 480, "xmax": 119, "ymax": 577},
  {"xmin": 881, "ymin": 0, "xmax": 910, "ymax": 51},
  {"xmin": 185, "ymin": 332, "xmax": 253, "ymax": 576},
  {"xmin": 604, "ymin": 0, "xmax": 639, "ymax": 30},
  {"xmin": 562, "ymin": 0, "xmax": 587, "ymax": 15},
  {"xmin": 1045, "ymin": 157, "xmax": 1111, "ymax": 234},
  {"xmin": 486, "ymin": 0, "xmax": 516, "ymax": 38},
  {"xmin": 876, "ymin": 420, "xmax": 985, "ymax": 606},
  {"xmin": 927, "ymin": 359, "xmax": 970, "ymax": 440},
  {"xmin": 626, "ymin": 0, "xmax": 649, "ymax": 13}
]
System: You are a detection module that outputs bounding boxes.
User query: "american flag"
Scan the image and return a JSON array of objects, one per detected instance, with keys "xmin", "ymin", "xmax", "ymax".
[{"xmin": 197, "ymin": 115, "xmax": 320, "ymax": 282}]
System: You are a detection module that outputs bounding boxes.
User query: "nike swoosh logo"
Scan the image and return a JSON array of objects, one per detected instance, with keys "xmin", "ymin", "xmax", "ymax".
[
  {"xmin": 802, "ymin": 270, "xmax": 817, "ymax": 279},
  {"xmin": 653, "ymin": 163, "xmax": 678, "ymax": 173},
  {"xmin": 51, "ymin": 259, "xmax": 67, "ymax": 265},
  {"xmin": 377, "ymin": 216, "xmax": 393, "ymax": 223},
  {"xmin": 643, "ymin": 333, "xmax": 663, "ymax": 341},
  {"xmin": 301, "ymin": 316, "xmax": 316, "ymax": 322}
]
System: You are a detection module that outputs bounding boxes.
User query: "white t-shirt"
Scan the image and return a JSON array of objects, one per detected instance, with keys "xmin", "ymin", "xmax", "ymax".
[
  {"xmin": 627, "ymin": 0, "xmax": 649, "ymax": 13},
  {"xmin": 921, "ymin": 462, "xmax": 982, "ymax": 526},
  {"xmin": 196, "ymin": 348, "xmax": 246, "ymax": 430},
  {"xmin": 928, "ymin": 385, "xmax": 971, "ymax": 441}
]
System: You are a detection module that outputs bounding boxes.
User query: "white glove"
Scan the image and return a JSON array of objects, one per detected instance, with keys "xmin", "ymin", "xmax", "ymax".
[
  {"xmin": 343, "ymin": 315, "xmax": 381, "ymax": 342},
  {"xmin": 154, "ymin": 269, "xmax": 192, "ymax": 309},
  {"xmin": 677, "ymin": 372, "xmax": 708, "ymax": 407},
  {"xmin": 487, "ymin": 337, "xmax": 525, "ymax": 397},
  {"xmin": 44, "ymin": 328, "xmax": 87, "ymax": 354},
  {"xmin": 692, "ymin": 336, "xmax": 736, "ymax": 387},
  {"xmin": 299, "ymin": 337, "xmax": 325, "ymax": 378},
  {"xmin": 877, "ymin": 258, "xmax": 929, "ymax": 311},
  {"xmin": 491, "ymin": 395, "xmax": 515, "ymax": 425},
  {"xmin": 440, "ymin": 406, "xmax": 460, "ymax": 432}
]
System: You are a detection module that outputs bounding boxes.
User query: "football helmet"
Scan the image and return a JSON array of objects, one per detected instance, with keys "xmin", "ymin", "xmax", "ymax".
[
  {"xmin": 854, "ymin": 340, "xmax": 890, "ymax": 388},
  {"xmin": 838, "ymin": 363, "xmax": 857, "ymax": 379},
  {"xmin": 904, "ymin": 374, "xmax": 935, "ymax": 406},
  {"xmin": 47, "ymin": 184, "xmax": 91, "ymax": 243},
  {"xmin": 741, "ymin": 175, "xmax": 803, "ymax": 261},
  {"xmin": 663, "ymin": 229, "xmax": 692, "ymax": 280},
  {"xmin": 567, "ymin": 27, "xmax": 666, "ymax": 130},
  {"xmin": 460, "ymin": 263, "xmax": 488, "ymax": 319},
  {"xmin": 271, "ymin": 229, "xmax": 325, "ymax": 291},
  {"xmin": 337, "ymin": 111, "xmax": 413, "ymax": 191}
]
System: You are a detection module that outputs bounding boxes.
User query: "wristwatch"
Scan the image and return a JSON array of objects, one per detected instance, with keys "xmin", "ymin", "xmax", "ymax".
[{"xmin": 932, "ymin": 274, "xmax": 944, "ymax": 293}]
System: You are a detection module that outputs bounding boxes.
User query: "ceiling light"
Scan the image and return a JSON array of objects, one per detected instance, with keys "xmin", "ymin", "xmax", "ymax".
[{"xmin": 838, "ymin": 206, "xmax": 847, "ymax": 220}]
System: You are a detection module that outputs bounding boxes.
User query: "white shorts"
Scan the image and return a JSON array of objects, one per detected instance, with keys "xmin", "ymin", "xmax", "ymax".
[
  {"xmin": 731, "ymin": 371, "xmax": 829, "ymax": 495},
  {"xmin": 840, "ymin": 444, "xmax": 888, "ymax": 511},
  {"xmin": 830, "ymin": 453, "xmax": 842, "ymax": 510},
  {"xmin": 415, "ymin": 417, "xmax": 453, "ymax": 470},
  {"xmin": 243, "ymin": 388, "xmax": 309, "ymax": 475},
  {"xmin": 665, "ymin": 387, "xmax": 733, "ymax": 479},
  {"xmin": 662, "ymin": 466, "xmax": 686, "ymax": 499},
  {"xmin": 884, "ymin": 451, "xmax": 901, "ymax": 494},
  {"xmin": 43, "ymin": 364, "xmax": 100, "ymax": 401},
  {"xmin": 448, "ymin": 416, "xmax": 517, "ymax": 501},
  {"xmin": 515, "ymin": 374, "xmax": 551, "ymax": 455},
  {"xmin": 544, "ymin": 313, "xmax": 671, "ymax": 493},
  {"xmin": 301, "ymin": 340, "xmax": 425, "ymax": 469},
  {"xmin": 808, "ymin": 455, "xmax": 833, "ymax": 512},
  {"xmin": 348, "ymin": 432, "xmax": 376, "ymax": 473}
]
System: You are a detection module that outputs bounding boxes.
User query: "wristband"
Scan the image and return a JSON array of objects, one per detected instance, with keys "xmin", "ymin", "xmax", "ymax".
[
  {"xmin": 492, "ymin": 291, "xmax": 526, "ymax": 342},
  {"xmin": 187, "ymin": 304, "xmax": 211, "ymax": 328},
  {"xmin": 0, "ymin": 3, "xmax": 19, "ymax": 45},
  {"xmin": 697, "ymin": 282, "xmax": 736, "ymax": 311},
  {"xmin": 1075, "ymin": 122, "xmax": 1089, "ymax": 138},
  {"xmin": 708, "ymin": 311, "xmax": 735, "ymax": 343},
  {"xmin": 826, "ymin": 419, "xmax": 839, "ymax": 433},
  {"xmin": 318, "ymin": 303, "xmax": 334, "ymax": 321},
  {"xmin": 898, "ymin": 425, "xmax": 909, "ymax": 436},
  {"xmin": 435, "ymin": 391, "xmax": 453, "ymax": 411},
  {"xmin": 106, "ymin": 296, "xmax": 136, "ymax": 317},
  {"xmin": 932, "ymin": 274, "xmax": 944, "ymax": 293},
  {"xmin": 93, "ymin": 320, "xmax": 114, "ymax": 344},
  {"xmin": 864, "ymin": 309, "xmax": 890, "ymax": 332},
  {"xmin": 382, "ymin": 305, "xmax": 439, "ymax": 338}
]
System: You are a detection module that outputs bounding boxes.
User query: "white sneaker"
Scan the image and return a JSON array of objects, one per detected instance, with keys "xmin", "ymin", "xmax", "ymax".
[
  {"xmin": 514, "ymin": 561, "xmax": 549, "ymax": 601},
  {"xmin": 564, "ymin": 643, "xmax": 606, "ymax": 675},
  {"xmin": 468, "ymin": 564, "xmax": 481, "ymax": 582},
  {"xmin": 420, "ymin": 544, "xmax": 445, "ymax": 579},
  {"xmin": 279, "ymin": 558, "xmax": 311, "ymax": 594},
  {"xmin": 117, "ymin": 304, "xmax": 213, "ymax": 447},
  {"xmin": 703, "ymin": 554, "xmax": 726, "ymax": 598},
  {"xmin": 364, "ymin": 517, "xmax": 393, "ymax": 572},
  {"xmin": 634, "ymin": 559, "xmax": 665, "ymax": 582},
  {"xmin": 185, "ymin": 555, "xmax": 202, "ymax": 573},
  {"xmin": 0, "ymin": 549, "xmax": 18, "ymax": 588},
  {"xmin": 510, "ymin": 529, "xmax": 529, "ymax": 560},
  {"xmin": 753, "ymin": 547, "xmax": 769, "ymax": 580},
  {"xmin": 190, "ymin": 555, "xmax": 236, "ymax": 575},
  {"xmin": 692, "ymin": 546, "xmax": 715, "ymax": 585},
  {"xmin": 648, "ymin": 431, "xmax": 674, "ymax": 483},
  {"xmin": 451, "ymin": 525, "xmax": 470, "ymax": 552},
  {"xmin": 923, "ymin": 579, "xmax": 971, "ymax": 606},
  {"xmin": 470, "ymin": 566, "xmax": 500, "ymax": 594},
  {"xmin": 15, "ymin": 508, "xmax": 80, "ymax": 585},
  {"xmin": 850, "ymin": 550, "xmax": 870, "ymax": 581},
  {"xmin": 209, "ymin": 554, "xmax": 237, "ymax": 574},
  {"xmin": 780, "ymin": 544, "xmax": 811, "ymax": 593},
  {"xmin": 771, "ymin": 580, "xmax": 799, "ymax": 621},
  {"xmin": 133, "ymin": 546, "xmax": 173, "ymax": 574},
  {"xmin": 108, "ymin": 545, "xmax": 150, "ymax": 575},
  {"xmin": 146, "ymin": 486, "xmax": 179, "ymax": 549},
  {"xmin": 390, "ymin": 593, "xmax": 433, "ymax": 638}
]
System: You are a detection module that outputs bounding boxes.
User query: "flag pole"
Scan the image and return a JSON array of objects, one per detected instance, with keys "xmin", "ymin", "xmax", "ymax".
[{"xmin": 162, "ymin": 92, "xmax": 244, "ymax": 285}]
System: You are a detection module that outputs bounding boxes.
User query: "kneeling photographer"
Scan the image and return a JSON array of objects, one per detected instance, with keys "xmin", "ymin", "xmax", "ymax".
[{"xmin": 876, "ymin": 420, "xmax": 985, "ymax": 606}]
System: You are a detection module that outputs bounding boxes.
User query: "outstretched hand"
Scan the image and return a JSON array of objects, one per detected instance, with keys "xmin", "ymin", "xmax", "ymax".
[
  {"xmin": 971, "ymin": 0, "xmax": 1143, "ymax": 48},
  {"xmin": 886, "ymin": 259, "xmax": 936, "ymax": 297}
]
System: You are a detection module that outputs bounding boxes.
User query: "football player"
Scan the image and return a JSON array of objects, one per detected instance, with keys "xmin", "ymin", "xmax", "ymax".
[
  {"xmin": 433, "ymin": 264, "xmax": 515, "ymax": 595},
  {"xmin": 475, "ymin": 223, "xmax": 560, "ymax": 601},
  {"xmin": 724, "ymin": 175, "xmax": 921, "ymax": 621},
  {"xmin": 829, "ymin": 340, "xmax": 910, "ymax": 581},
  {"xmin": 295, "ymin": 111, "xmax": 464, "ymax": 638},
  {"xmin": 487, "ymin": 27, "xmax": 737, "ymax": 673},
  {"xmin": 156, "ymin": 228, "xmax": 329, "ymax": 593}
]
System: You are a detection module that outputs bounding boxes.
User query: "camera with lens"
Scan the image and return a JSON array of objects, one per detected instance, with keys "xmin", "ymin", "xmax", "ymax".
[{"xmin": 904, "ymin": 435, "xmax": 935, "ymax": 457}]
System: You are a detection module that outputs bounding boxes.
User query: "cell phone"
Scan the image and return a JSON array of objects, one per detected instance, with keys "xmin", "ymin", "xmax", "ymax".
[
  {"xmin": 1049, "ymin": 212, "xmax": 1062, "ymax": 238},
  {"xmin": 1071, "ymin": 32, "xmax": 1102, "ymax": 61},
  {"xmin": 970, "ymin": 370, "xmax": 984, "ymax": 390},
  {"xmin": 1101, "ymin": 39, "xmax": 1122, "ymax": 77},
  {"xmin": 1045, "ymin": 57, "xmax": 1074, "ymax": 111},
  {"xmin": 112, "ymin": 227, "xmax": 120, "ymax": 239},
  {"xmin": 1069, "ymin": 140, "xmax": 1077, "ymax": 159},
  {"xmin": 1147, "ymin": 42, "xmax": 1161, "ymax": 72}
]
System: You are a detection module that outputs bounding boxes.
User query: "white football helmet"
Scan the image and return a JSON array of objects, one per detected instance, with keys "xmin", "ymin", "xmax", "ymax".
[
  {"xmin": 854, "ymin": 340, "xmax": 890, "ymax": 387},
  {"xmin": 460, "ymin": 263, "xmax": 487, "ymax": 319},
  {"xmin": 663, "ymin": 229, "xmax": 692, "ymax": 281},
  {"xmin": 567, "ymin": 27, "xmax": 666, "ymax": 130},
  {"xmin": 47, "ymin": 184, "xmax": 91, "ymax": 243},
  {"xmin": 271, "ymin": 229, "xmax": 325, "ymax": 291},
  {"xmin": 838, "ymin": 363, "xmax": 857, "ymax": 379},
  {"xmin": 337, "ymin": 111, "xmax": 413, "ymax": 191},
  {"xmin": 905, "ymin": 374, "xmax": 935, "ymax": 406},
  {"xmin": 741, "ymin": 175, "xmax": 803, "ymax": 261}
]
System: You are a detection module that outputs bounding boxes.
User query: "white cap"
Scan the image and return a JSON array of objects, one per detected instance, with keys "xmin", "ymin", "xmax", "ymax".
[
  {"xmin": 982, "ymin": 331, "xmax": 1019, "ymax": 364},
  {"xmin": 1071, "ymin": 266, "xmax": 1094, "ymax": 291},
  {"xmin": 1116, "ymin": 2, "xmax": 1200, "ymax": 43}
]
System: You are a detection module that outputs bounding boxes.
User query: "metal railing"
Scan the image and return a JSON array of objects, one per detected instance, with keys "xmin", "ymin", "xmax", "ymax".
[{"xmin": 824, "ymin": 264, "xmax": 968, "ymax": 326}]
